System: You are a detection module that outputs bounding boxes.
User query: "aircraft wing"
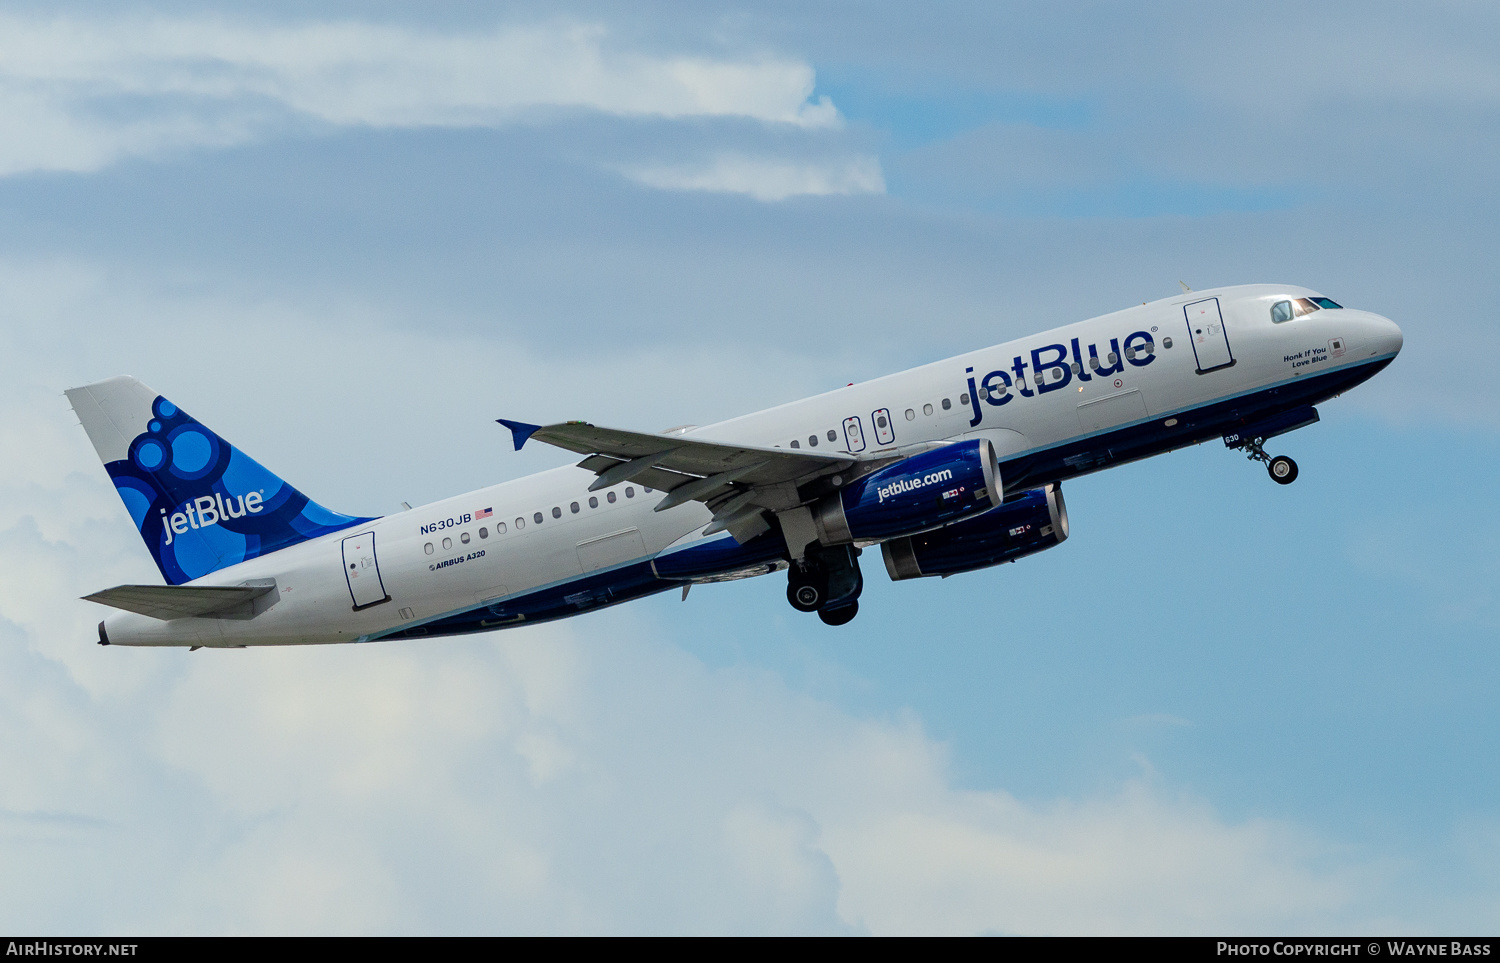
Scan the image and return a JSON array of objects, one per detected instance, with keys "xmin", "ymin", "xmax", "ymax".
[{"xmin": 498, "ymin": 419, "xmax": 860, "ymax": 541}]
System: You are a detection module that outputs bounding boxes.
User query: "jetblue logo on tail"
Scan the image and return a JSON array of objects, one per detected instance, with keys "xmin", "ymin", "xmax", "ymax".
[
  {"xmin": 92, "ymin": 389, "xmax": 374, "ymax": 584},
  {"xmin": 159, "ymin": 492, "xmax": 265, "ymax": 545}
]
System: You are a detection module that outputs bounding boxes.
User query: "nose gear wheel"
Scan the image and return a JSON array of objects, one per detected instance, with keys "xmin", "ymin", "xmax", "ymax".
[{"xmin": 1237, "ymin": 435, "xmax": 1299, "ymax": 485}]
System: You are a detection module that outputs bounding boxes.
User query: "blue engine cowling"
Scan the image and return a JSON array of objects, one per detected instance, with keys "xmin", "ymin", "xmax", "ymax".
[
  {"xmin": 813, "ymin": 439, "xmax": 1001, "ymax": 544},
  {"xmin": 881, "ymin": 483, "xmax": 1068, "ymax": 580}
]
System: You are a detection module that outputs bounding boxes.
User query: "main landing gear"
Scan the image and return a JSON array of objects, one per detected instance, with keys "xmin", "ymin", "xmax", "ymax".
[
  {"xmin": 1238, "ymin": 436, "xmax": 1299, "ymax": 485},
  {"xmin": 787, "ymin": 544, "xmax": 864, "ymax": 625}
]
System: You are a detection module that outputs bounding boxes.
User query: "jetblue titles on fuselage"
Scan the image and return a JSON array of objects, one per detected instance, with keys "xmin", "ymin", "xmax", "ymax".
[{"xmin": 964, "ymin": 329, "xmax": 1157, "ymax": 427}]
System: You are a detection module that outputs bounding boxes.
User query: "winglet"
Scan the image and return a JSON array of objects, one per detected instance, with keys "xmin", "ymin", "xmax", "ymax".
[{"xmin": 497, "ymin": 419, "xmax": 542, "ymax": 451}]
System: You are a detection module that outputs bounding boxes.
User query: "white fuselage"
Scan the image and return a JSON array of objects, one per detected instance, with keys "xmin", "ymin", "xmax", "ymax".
[{"xmin": 100, "ymin": 284, "xmax": 1404, "ymax": 647}]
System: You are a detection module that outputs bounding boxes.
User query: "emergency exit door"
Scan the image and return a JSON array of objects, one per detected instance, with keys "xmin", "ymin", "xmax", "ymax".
[
  {"xmin": 1184, "ymin": 297, "xmax": 1235, "ymax": 373},
  {"xmin": 842, "ymin": 416, "xmax": 867, "ymax": 452},
  {"xmin": 341, "ymin": 531, "xmax": 391, "ymax": 610}
]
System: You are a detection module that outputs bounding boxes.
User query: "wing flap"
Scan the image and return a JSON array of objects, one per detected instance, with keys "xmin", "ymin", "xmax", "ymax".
[
  {"xmin": 573, "ymin": 456, "xmax": 703, "ymax": 494},
  {"xmin": 628, "ymin": 466, "xmax": 701, "ymax": 492}
]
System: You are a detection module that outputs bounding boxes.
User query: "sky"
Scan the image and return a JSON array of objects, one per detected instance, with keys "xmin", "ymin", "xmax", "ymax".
[{"xmin": 1, "ymin": 0, "xmax": 1498, "ymax": 935}]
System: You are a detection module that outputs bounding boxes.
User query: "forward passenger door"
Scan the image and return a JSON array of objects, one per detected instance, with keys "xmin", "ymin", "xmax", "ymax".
[{"xmin": 1184, "ymin": 298, "xmax": 1234, "ymax": 373}]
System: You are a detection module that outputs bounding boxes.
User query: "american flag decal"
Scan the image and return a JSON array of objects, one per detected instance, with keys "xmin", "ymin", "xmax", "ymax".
[{"xmin": 475, "ymin": 507, "xmax": 493, "ymax": 519}]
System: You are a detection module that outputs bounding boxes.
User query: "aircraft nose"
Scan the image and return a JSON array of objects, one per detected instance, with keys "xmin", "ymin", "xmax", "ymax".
[{"xmin": 1369, "ymin": 314, "xmax": 1403, "ymax": 358}]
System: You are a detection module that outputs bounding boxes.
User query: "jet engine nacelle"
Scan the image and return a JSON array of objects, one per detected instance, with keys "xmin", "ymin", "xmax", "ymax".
[
  {"xmin": 881, "ymin": 483, "xmax": 1068, "ymax": 580},
  {"xmin": 814, "ymin": 439, "xmax": 1001, "ymax": 545}
]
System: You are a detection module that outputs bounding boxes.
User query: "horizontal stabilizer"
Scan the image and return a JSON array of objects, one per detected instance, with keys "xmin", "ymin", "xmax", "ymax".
[{"xmin": 83, "ymin": 581, "xmax": 277, "ymax": 621}]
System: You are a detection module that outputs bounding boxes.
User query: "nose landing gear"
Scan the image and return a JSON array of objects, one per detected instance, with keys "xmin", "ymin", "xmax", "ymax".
[
  {"xmin": 1235, "ymin": 435, "xmax": 1298, "ymax": 485},
  {"xmin": 787, "ymin": 544, "xmax": 864, "ymax": 624}
]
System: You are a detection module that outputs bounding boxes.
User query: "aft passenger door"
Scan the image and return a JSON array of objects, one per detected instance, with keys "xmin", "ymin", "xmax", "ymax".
[
  {"xmin": 341, "ymin": 531, "xmax": 391, "ymax": 610},
  {"xmin": 1184, "ymin": 298, "xmax": 1234, "ymax": 373}
]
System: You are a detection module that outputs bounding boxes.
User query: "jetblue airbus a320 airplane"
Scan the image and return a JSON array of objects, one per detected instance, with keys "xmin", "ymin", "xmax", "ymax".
[{"xmin": 70, "ymin": 284, "xmax": 1402, "ymax": 646}]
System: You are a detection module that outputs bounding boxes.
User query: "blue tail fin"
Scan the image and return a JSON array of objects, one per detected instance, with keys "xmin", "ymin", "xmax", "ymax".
[{"xmin": 66, "ymin": 376, "xmax": 375, "ymax": 585}]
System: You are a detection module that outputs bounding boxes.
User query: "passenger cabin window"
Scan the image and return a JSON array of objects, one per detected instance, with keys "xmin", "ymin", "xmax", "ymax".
[
  {"xmin": 570, "ymin": 502, "xmax": 580, "ymax": 514},
  {"xmin": 461, "ymin": 532, "xmax": 470, "ymax": 544},
  {"xmin": 424, "ymin": 542, "xmax": 434, "ymax": 555},
  {"xmin": 923, "ymin": 403, "xmax": 933, "ymax": 416},
  {"xmin": 626, "ymin": 487, "xmax": 635, "ymax": 498},
  {"xmin": 589, "ymin": 496, "xmax": 598, "ymax": 508},
  {"xmin": 442, "ymin": 537, "xmax": 453, "ymax": 550},
  {"xmin": 790, "ymin": 439, "xmax": 800, "ymax": 448},
  {"xmin": 478, "ymin": 527, "xmax": 488, "ymax": 539},
  {"xmin": 607, "ymin": 491, "xmax": 617, "ymax": 503},
  {"xmin": 941, "ymin": 398, "xmax": 952, "ymax": 410},
  {"xmin": 552, "ymin": 506, "xmax": 562, "ymax": 518},
  {"xmin": 534, "ymin": 512, "xmax": 543, "ymax": 524},
  {"xmin": 515, "ymin": 517, "xmax": 525, "ymax": 529},
  {"xmin": 497, "ymin": 521, "xmax": 507, "ymax": 534},
  {"xmin": 808, "ymin": 435, "xmax": 818, "ymax": 447},
  {"xmin": 826, "ymin": 429, "xmax": 836, "ymax": 442},
  {"xmin": 905, "ymin": 409, "xmax": 915, "ymax": 421}
]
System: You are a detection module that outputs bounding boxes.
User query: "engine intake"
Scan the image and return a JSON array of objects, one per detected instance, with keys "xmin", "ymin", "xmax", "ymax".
[
  {"xmin": 814, "ymin": 439, "xmax": 1001, "ymax": 545},
  {"xmin": 882, "ymin": 483, "xmax": 1068, "ymax": 580}
]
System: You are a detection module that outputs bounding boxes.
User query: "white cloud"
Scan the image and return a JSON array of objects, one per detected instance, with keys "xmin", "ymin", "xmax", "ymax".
[
  {"xmin": 0, "ymin": 570, "xmax": 1412, "ymax": 935},
  {"xmin": 0, "ymin": 15, "xmax": 840, "ymax": 176},
  {"xmin": 625, "ymin": 153, "xmax": 885, "ymax": 201}
]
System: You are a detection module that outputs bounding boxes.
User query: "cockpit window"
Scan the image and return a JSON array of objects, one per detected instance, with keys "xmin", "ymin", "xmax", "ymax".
[{"xmin": 1273, "ymin": 296, "xmax": 1342, "ymax": 323}]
